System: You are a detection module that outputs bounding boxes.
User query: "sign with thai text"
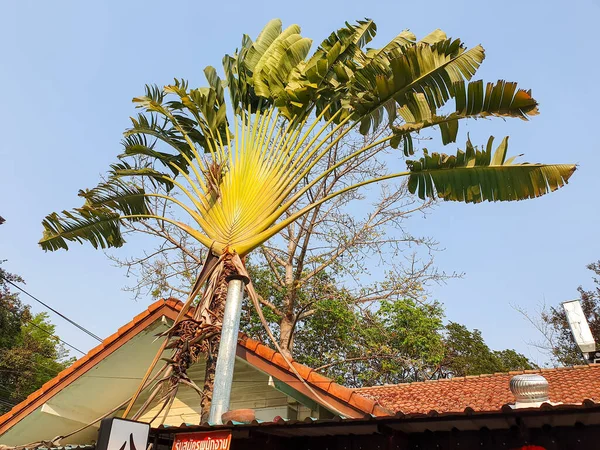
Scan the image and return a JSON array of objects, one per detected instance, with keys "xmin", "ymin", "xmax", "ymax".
[{"xmin": 172, "ymin": 431, "xmax": 232, "ymax": 450}]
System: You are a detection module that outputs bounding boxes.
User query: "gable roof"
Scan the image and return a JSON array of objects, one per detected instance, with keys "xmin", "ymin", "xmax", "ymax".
[
  {"xmin": 356, "ymin": 364, "xmax": 600, "ymax": 414},
  {"xmin": 0, "ymin": 299, "xmax": 381, "ymax": 436},
  {"xmin": 3, "ymin": 297, "xmax": 600, "ymax": 440}
]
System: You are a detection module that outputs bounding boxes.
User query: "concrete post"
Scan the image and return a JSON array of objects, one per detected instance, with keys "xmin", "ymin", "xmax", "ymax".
[{"xmin": 208, "ymin": 275, "xmax": 247, "ymax": 424}]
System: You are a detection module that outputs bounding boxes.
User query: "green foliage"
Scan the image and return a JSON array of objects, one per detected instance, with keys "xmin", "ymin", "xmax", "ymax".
[
  {"xmin": 240, "ymin": 263, "xmax": 533, "ymax": 387},
  {"xmin": 407, "ymin": 137, "xmax": 575, "ymax": 203},
  {"xmin": 0, "ymin": 264, "xmax": 73, "ymax": 413},
  {"xmin": 442, "ymin": 322, "xmax": 535, "ymax": 377},
  {"xmin": 494, "ymin": 349, "xmax": 536, "ymax": 371},
  {"xmin": 392, "ymin": 79, "xmax": 540, "ymax": 151},
  {"xmin": 39, "ymin": 18, "xmax": 574, "ymax": 254}
]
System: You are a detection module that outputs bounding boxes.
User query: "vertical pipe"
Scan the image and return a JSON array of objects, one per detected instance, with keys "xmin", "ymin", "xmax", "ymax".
[{"xmin": 208, "ymin": 275, "xmax": 247, "ymax": 424}]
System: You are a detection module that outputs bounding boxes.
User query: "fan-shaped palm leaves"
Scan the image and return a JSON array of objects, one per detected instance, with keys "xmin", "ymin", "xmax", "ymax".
[
  {"xmin": 39, "ymin": 19, "xmax": 575, "ymax": 422},
  {"xmin": 40, "ymin": 19, "xmax": 573, "ymax": 256}
]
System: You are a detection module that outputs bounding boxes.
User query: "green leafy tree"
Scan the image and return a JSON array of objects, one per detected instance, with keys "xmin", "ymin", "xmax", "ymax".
[
  {"xmin": 0, "ymin": 264, "xmax": 73, "ymax": 413},
  {"xmin": 253, "ymin": 290, "xmax": 447, "ymax": 386},
  {"xmin": 494, "ymin": 349, "xmax": 535, "ymax": 372},
  {"xmin": 440, "ymin": 322, "xmax": 535, "ymax": 377},
  {"xmin": 241, "ymin": 266, "xmax": 533, "ymax": 386}
]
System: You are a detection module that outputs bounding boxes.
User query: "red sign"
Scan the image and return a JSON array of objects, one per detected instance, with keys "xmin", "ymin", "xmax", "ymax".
[
  {"xmin": 513, "ymin": 446, "xmax": 546, "ymax": 450},
  {"xmin": 172, "ymin": 431, "xmax": 232, "ymax": 450}
]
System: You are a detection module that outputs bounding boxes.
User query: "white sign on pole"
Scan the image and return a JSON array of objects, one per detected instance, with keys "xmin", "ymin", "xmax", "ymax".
[{"xmin": 563, "ymin": 299, "xmax": 596, "ymax": 354}]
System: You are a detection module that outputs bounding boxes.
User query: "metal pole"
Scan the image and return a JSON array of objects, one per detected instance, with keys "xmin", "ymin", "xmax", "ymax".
[{"xmin": 208, "ymin": 275, "xmax": 248, "ymax": 424}]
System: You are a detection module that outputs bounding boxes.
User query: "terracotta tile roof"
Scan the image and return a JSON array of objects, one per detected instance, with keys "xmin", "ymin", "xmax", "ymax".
[
  {"xmin": 0, "ymin": 298, "xmax": 183, "ymax": 434},
  {"xmin": 0, "ymin": 299, "xmax": 380, "ymax": 435},
  {"xmin": 356, "ymin": 365, "xmax": 600, "ymax": 414},
  {"xmin": 4, "ymin": 296, "xmax": 599, "ymax": 436},
  {"xmin": 174, "ymin": 300, "xmax": 383, "ymax": 417},
  {"xmin": 237, "ymin": 335, "xmax": 387, "ymax": 417}
]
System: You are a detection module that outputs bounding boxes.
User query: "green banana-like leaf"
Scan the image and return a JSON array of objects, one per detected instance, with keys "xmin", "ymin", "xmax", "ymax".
[
  {"xmin": 246, "ymin": 19, "xmax": 284, "ymax": 73},
  {"xmin": 78, "ymin": 180, "xmax": 149, "ymax": 218},
  {"xmin": 278, "ymin": 20, "xmax": 374, "ymax": 120},
  {"xmin": 39, "ymin": 19, "xmax": 576, "ymax": 256},
  {"xmin": 120, "ymin": 133, "xmax": 189, "ymax": 178},
  {"xmin": 364, "ymin": 29, "xmax": 416, "ymax": 67},
  {"xmin": 109, "ymin": 162, "xmax": 175, "ymax": 192},
  {"xmin": 391, "ymin": 79, "xmax": 539, "ymax": 155},
  {"xmin": 40, "ymin": 207, "xmax": 123, "ymax": 251},
  {"xmin": 253, "ymin": 33, "xmax": 312, "ymax": 99},
  {"xmin": 352, "ymin": 38, "xmax": 485, "ymax": 135},
  {"xmin": 306, "ymin": 19, "xmax": 376, "ymax": 84},
  {"xmin": 167, "ymin": 68, "xmax": 229, "ymax": 138},
  {"xmin": 419, "ymin": 29, "xmax": 448, "ymax": 45},
  {"xmin": 407, "ymin": 137, "xmax": 576, "ymax": 203},
  {"xmin": 41, "ymin": 180, "xmax": 150, "ymax": 251},
  {"xmin": 223, "ymin": 35, "xmax": 257, "ymax": 114}
]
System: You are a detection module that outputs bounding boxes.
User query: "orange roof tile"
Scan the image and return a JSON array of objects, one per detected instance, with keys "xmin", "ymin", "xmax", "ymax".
[
  {"xmin": 5, "ymin": 296, "xmax": 599, "ymax": 436},
  {"xmin": 356, "ymin": 365, "xmax": 600, "ymax": 414},
  {"xmin": 0, "ymin": 298, "xmax": 379, "ymax": 435},
  {"xmin": 236, "ymin": 334, "xmax": 381, "ymax": 417},
  {"xmin": 0, "ymin": 298, "xmax": 183, "ymax": 435}
]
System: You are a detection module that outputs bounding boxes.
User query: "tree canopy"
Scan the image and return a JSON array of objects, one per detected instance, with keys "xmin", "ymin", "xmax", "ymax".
[
  {"xmin": 0, "ymin": 263, "xmax": 73, "ymax": 413},
  {"xmin": 39, "ymin": 19, "xmax": 575, "ymax": 256},
  {"xmin": 241, "ymin": 266, "xmax": 534, "ymax": 387},
  {"xmin": 526, "ymin": 261, "xmax": 600, "ymax": 366}
]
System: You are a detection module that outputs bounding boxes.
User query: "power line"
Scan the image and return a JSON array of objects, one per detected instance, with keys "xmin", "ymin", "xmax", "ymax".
[
  {"xmin": 0, "ymin": 302, "xmax": 85, "ymax": 355},
  {"xmin": 0, "ymin": 351, "xmax": 72, "ymax": 379},
  {"xmin": 0, "ymin": 399, "xmax": 16, "ymax": 409},
  {"xmin": 0, "ymin": 303, "xmax": 85, "ymax": 377},
  {"xmin": 1, "ymin": 276, "xmax": 103, "ymax": 342},
  {"xmin": 0, "ymin": 385, "xmax": 17, "ymax": 406}
]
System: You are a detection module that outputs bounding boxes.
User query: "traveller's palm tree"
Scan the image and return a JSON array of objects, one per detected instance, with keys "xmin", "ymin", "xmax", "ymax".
[{"xmin": 40, "ymin": 19, "xmax": 575, "ymax": 422}]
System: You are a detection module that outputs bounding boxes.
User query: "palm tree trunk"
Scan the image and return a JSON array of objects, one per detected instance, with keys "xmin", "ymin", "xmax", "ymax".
[
  {"xmin": 128, "ymin": 253, "xmax": 239, "ymax": 424},
  {"xmin": 200, "ymin": 347, "xmax": 216, "ymax": 421}
]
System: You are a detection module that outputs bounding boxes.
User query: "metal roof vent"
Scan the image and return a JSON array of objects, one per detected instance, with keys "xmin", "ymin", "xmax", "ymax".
[{"xmin": 509, "ymin": 374, "xmax": 550, "ymax": 408}]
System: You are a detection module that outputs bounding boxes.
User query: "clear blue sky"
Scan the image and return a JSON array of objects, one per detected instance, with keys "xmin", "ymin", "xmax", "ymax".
[{"xmin": 1, "ymin": 0, "xmax": 598, "ymax": 365}]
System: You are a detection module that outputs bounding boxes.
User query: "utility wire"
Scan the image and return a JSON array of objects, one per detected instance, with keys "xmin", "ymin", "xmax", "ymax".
[
  {"xmin": 0, "ymin": 351, "xmax": 72, "ymax": 379},
  {"xmin": 1, "ymin": 276, "xmax": 103, "ymax": 342},
  {"xmin": 0, "ymin": 383, "xmax": 14, "ymax": 395},
  {"xmin": 0, "ymin": 385, "xmax": 17, "ymax": 406},
  {"xmin": 0, "ymin": 399, "xmax": 16, "ymax": 409},
  {"xmin": 0, "ymin": 302, "xmax": 85, "ymax": 355}
]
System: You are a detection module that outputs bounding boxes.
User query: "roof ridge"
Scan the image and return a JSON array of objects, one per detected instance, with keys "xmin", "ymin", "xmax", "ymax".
[
  {"xmin": 0, "ymin": 298, "xmax": 184, "ymax": 433},
  {"xmin": 1, "ymin": 297, "xmax": 381, "ymax": 435},
  {"xmin": 354, "ymin": 364, "xmax": 600, "ymax": 390},
  {"xmin": 237, "ymin": 335, "xmax": 388, "ymax": 416}
]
